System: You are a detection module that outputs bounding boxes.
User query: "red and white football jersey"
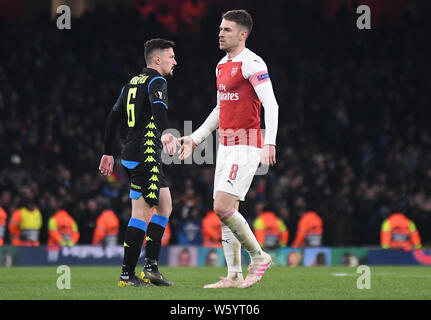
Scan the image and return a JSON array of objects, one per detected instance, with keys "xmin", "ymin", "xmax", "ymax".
[{"xmin": 216, "ymin": 48, "xmax": 271, "ymax": 148}]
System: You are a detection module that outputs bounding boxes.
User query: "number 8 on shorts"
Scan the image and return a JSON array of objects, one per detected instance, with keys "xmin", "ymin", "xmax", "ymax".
[{"xmin": 229, "ymin": 164, "xmax": 239, "ymax": 180}]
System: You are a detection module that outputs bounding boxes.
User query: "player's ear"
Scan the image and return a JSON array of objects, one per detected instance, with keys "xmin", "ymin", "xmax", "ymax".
[
  {"xmin": 154, "ymin": 55, "xmax": 161, "ymax": 65},
  {"xmin": 240, "ymin": 29, "xmax": 248, "ymax": 41}
]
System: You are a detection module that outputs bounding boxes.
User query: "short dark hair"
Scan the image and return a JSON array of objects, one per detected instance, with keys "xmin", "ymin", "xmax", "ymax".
[
  {"xmin": 222, "ymin": 9, "xmax": 253, "ymax": 34},
  {"xmin": 144, "ymin": 38, "xmax": 175, "ymax": 64}
]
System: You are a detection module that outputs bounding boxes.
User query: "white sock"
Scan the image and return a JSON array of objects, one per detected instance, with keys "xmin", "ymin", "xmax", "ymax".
[
  {"xmin": 221, "ymin": 223, "xmax": 243, "ymax": 280},
  {"xmin": 220, "ymin": 209, "xmax": 264, "ymax": 264}
]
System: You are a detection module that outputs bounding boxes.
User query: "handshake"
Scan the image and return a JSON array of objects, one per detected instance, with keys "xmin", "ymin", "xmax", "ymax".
[{"xmin": 161, "ymin": 134, "xmax": 196, "ymax": 160}]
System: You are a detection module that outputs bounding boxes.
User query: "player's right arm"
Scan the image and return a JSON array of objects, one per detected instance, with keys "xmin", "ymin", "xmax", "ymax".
[
  {"xmin": 178, "ymin": 92, "xmax": 220, "ymax": 160},
  {"xmin": 99, "ymin": 87, "xmax": 125, "ymax": 176}
]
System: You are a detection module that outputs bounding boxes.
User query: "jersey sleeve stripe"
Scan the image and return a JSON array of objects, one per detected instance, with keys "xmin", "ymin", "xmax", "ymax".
[
  {"xmin": 153, "ymin": 100, "xmax": 168, "ymax": 110},
  {"xmin": 147, "ymin": 76, "xmax": 167, "ymax": 93},
  {"xmin": 249, "ymin": 70, "xmax": 270, "ymax": 87}
]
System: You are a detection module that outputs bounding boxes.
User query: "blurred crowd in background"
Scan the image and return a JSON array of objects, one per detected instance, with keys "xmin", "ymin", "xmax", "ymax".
[{"xmin": 0, "ymin": 0, "xmax": 431, "ymax": 247}]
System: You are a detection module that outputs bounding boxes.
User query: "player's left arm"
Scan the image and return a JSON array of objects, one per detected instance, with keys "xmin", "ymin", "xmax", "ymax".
[
  {"xmin": 100, "ymin": 87, "xmax": 125, "ymax": 176},
  {"xmin": 246, "ymin": 58, "xmax": 279, "ymax": 166}
]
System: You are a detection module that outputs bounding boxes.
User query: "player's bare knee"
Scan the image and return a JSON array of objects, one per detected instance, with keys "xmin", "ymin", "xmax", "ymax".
[
  {"xmin": 131, "ymin": 209, "xmax": 146, "ymax": 221},
  {"xmin": 156, "ymin": 203, "xmax": 172, "ymax": 218},
  {"xmin": 213, "ymin": 203, "xmax": 232, "ymax": 218},
  {"xmin": 155, "ymin": 199, "xmax": 172, "ymax": 218}
]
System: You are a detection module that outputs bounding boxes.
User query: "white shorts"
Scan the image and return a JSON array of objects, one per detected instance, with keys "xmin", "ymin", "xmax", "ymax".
[{"xmin": 213, "ymin": 144, "xmax": 262, "ymax": 201}]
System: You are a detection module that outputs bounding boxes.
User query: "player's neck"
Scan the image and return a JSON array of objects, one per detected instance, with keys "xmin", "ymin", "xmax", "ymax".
[
  {"xmin": 226, "ymin": 45, "xmax": 246, "ymax": 60},
  {"xmin": 147, "ymin": 64, "xmax": 164, "ymax": 77}
]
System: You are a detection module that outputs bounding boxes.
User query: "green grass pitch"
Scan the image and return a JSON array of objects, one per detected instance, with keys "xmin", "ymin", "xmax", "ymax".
[{"xmin": 0, "ymin": 266, "xmax": 430, "ymax": 300}]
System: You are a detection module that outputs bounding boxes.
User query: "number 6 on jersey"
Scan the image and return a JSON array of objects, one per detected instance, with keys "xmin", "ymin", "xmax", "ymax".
[{"xmin": 126, "ymin": 87, "xmax": 137, "ymax": 127}]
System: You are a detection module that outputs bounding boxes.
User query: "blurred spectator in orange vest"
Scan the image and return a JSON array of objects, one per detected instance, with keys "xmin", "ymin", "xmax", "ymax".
[
  {"xmin": 47, "ymin": 209, "xmax": 80, "ymax": 247},
  {"xmin": 292, "ymin": 211, "xmax": 323, "ymax": 248},
  {"xmin": 201, "ymin": 210, "xmax": 222, "ymax": 248},
  {"xmin": 0, "ymin": 206, "xmax": 7, "ymax": 246},
  {"xmin": 253, "ymin": 210, "xmax": 288, "ymax": 249},
  {"xmin": 9, "ymin": 197, "xmax": 42, "ymax": 246},
  {"xmin": 92, "ymin": 209, "xmax": 120, "ymax": 246},
  {"xmin": 381, "ymin": 212, "xmax": 422, "ymax": 251}
]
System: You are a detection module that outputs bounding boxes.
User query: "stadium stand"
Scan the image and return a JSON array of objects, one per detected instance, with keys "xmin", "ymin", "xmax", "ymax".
[{"xmin": 0, "ymin": 0, "xmax": 430, "ymax": 248}]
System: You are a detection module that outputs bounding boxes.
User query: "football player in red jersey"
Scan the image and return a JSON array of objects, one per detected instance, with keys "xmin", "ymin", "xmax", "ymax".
[{"xmin": 179, "ymin": 9, "xmax": 279, "ymax": 288}]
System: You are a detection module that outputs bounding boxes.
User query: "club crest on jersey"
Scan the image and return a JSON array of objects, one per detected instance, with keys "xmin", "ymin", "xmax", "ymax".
[
  {"xmin": 231, "ymin": 66, "xmax": 238, "ymax": 77},
  {"xmin": 155, "ymin": 91, "xmax": 164, "ymax": 100}
]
